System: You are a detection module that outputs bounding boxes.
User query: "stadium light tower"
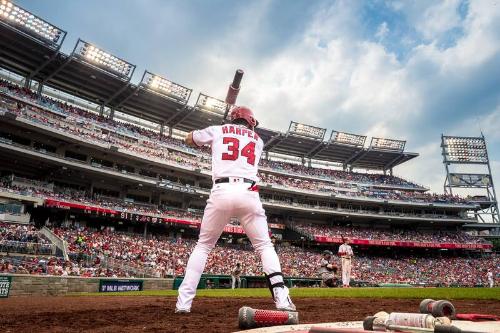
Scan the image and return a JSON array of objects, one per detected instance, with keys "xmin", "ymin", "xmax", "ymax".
[
  {"xmin": 73, "ymin": 39, "xmax": 135, "ymax": 79},
  {"xmin": 441, "ymin": 134, "xmax": 499, "ymax": 225},
  {"xmin": 330, "ymin": 130, "xmax": 366, "ymax": 147},
  {"xmin": 370, "ymin": 137, "xmax": 406, "ymax": 152},
  {"xmin": 195, "ymin": 93, "xmax": 228, "ymax": 116},
  {"xmin": 0, "ymin": 0, "xmax": 66, "ymax": 48},
  {"xmin": 141, "ymin": 70, "xmax": 192, "ymax": 103}
]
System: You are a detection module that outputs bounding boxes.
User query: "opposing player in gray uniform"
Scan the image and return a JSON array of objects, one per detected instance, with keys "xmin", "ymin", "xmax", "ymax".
[
  {"xmin": 232, "ymin": 263, "xmax": 242, "ymax": 289},
  {"xmin": 319, "ymin": 250, "xmax": 338, "ymax": 287}
]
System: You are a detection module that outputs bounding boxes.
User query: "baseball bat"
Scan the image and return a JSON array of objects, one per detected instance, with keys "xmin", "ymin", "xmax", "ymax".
[
  {"xmin": 309, "ymin": 327, "xmax": 372, "ymax": 333},
  {"xmin": 364, "ymin": 317, "xmax": 480, "ymax": 333},
  {"xmin": 223, "ymin": 69, "xmax": 244, "ymax": 121},
  {"xmin": 238, "ymin": 306, "xmax": 298, "ymax": 329}
]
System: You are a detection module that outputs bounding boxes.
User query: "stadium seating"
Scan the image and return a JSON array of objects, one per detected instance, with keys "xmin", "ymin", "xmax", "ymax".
[
  {"xmin": 0, "ymin": 222, "xmax": 54, "ymax": 255},
  {"xmin": 1, "ymin": 227, "xmax": 497, "ymax": 287},
  {"xmin": 293, "ymin": 224, "xmax": 490, "ymax": 244},
  {"xmin": 0, "ymin": 79, "xmax": 441, "ymax": 194}
]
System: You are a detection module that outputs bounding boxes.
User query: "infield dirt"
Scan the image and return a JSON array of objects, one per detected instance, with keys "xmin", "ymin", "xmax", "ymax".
[{"xmin": 1, "ymin": 296, "xmax": 499, "ymax": 333}]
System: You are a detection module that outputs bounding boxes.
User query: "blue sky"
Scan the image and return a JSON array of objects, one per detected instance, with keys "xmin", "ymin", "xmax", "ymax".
[{"xmin": 16, "ymin": 0, "xmax": 500, "ymax": 194}]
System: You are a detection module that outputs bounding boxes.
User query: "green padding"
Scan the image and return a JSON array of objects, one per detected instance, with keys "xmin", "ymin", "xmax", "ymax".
[
  {"xmin": 173, "ymin": 275, "xmax": 322, "ymax": 290},
  {"xmin": 378, "ymin": 283, "xmax": 413, "ymax": 288}
]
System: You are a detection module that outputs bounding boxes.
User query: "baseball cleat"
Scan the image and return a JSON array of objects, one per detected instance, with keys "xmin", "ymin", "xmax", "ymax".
[
  {"xmin": 175, "ymin": 308, "xmax": 191, "ymax": 314},
  {"xmin": 277, "ymin": 303, "xmax": 297, "ymax": 312}
]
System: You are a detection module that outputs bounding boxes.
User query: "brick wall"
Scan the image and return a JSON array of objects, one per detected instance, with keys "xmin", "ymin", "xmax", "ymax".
[{"xmin": 5, "ymin": 274, "xmax": 173, "ymax": 296}]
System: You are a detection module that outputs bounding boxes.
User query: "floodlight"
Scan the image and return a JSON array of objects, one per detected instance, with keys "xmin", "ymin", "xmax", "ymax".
[
  {"xmin": 74, "ymin": 40, "xmax": 134, "ymax": 78},
  {"xmin": 330, "ymin": 130, "xmax": 366, "ymax": 147},
  {"xmin": 142, "ymin": 71, "xmax": 191, "ymax": 103},
  {"xmin": 0, "ymin": 1, "xmax": 64, "ymax": 45},
  {"xmin": 195, "ymin": 93, "xmax": 227, "ymax": 115},
  {"xmin": 289, "ymin": 121, "xmax": 326, "ymax": 139},
  {"xmin": 442, "ymin": 136, "xmax": 488, "ymax": 163},
  {"xmin": 370, "ymin": 137, "xmax": 405, "ymax": 151}
]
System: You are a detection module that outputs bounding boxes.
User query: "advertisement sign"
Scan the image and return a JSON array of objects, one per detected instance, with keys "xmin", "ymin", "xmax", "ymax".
[
  {"xmin": 313, "ymin": 236, "xmax": 492, "ymax": 249},
  {"xmin": 99, "ymin": 279, "xmax": 143, "ymax": 293},
  {"xmin": 0, "ymin": 276, "xmax": 12, "ymax": 298},
  {"xmin": 449, "ymin": 173, "xmax": 491, "ymax": 187}
]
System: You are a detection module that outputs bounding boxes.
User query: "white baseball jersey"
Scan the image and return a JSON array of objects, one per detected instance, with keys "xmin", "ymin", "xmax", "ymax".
[
  {"xmin": 177, "ymin": 123, "xmax": 294, "ymax": 312},
  {"xmin": 487, "ymin": 272, "xmax": 493, "ymax": 280},
  {"xmin": 338, "ymin": 244, "xmax": 353, "ymax": 258},
  {"xmin": 192, "ymin": 124, "xmax": 263, "ymax": 182}
]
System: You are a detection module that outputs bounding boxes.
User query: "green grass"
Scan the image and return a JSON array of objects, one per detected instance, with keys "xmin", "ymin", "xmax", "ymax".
[{"xmin": 75, "ymin": 287, "xmax": 500, "ymax": 300}]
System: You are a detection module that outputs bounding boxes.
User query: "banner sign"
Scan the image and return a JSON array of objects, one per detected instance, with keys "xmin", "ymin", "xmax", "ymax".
[
  {"xmin": 44, "ymin": 199, "xmax": 273, "ymax": 235},
  {"xmin": 313, "ymin": 236, "xmax": 492, "ymax": 249},
  {"xmin": 0, "ymin": 276, "xmax": 12, "ymax": 298},
  {"xmin": 99, "ymin": 279, "xmax": 143, "ymax": 293},
  {"xmin": 449, "ymin": 173, "xmax": 491, "ymax": 187}
]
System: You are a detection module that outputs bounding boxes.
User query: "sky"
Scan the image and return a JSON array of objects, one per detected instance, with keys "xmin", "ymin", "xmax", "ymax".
[{"xmin": 16, "ymin": 0, "xmax": 500, "ymax": 194}]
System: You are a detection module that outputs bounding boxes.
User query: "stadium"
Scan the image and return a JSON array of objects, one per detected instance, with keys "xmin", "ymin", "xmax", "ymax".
[{"xmin": 0, "ymin": 1, "xmax": 499, "ymax": 332}]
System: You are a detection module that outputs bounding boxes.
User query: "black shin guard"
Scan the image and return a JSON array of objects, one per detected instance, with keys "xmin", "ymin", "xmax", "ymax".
[{"xmin": 265, "ymin": 272, "xmax": 284, "ymax": 300}]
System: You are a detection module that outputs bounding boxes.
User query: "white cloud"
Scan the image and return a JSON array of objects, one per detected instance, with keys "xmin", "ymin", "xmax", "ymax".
[
  {"xmin": 375, "ymin": 22, "xmax": 390, "ymax": 41},
  {"xmin": 180, "ymin": 0, "xmax": 500, "ymax": 193},
  {"xmin": 388, "ymin": 0, "xmax": 464, "ymax": 40}
]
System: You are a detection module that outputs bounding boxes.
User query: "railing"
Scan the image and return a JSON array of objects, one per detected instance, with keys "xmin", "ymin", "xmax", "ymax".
[
  {"xmin": 41, "ymin": 227, "xmax": 69, "ymax": 260},
  {"xmin": 0, "ymin": 240, "xmax": 55, "ymax": 255},
  {"xmin": 74, "ymin": 253, "xmax": 156, "ymax": 278}
]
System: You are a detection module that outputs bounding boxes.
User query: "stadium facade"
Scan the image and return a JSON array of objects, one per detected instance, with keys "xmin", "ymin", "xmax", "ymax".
[{"xmin": 0, "ymin": 1, "xmax": 497, "ymax": 285}]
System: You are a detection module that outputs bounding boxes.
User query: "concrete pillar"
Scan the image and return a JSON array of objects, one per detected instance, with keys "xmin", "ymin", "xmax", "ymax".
[
  {"xmin": 109, "ymin": 108, "xmax": 115, "ymax": 120},
  {"xmin": 160, "ymin": 123, "xmax": 165, "ymax": 136},
  {"xmin": 36, "ymin": 82, "xmax": 43, "ymax": 97},
  {"xmin": 24, "ymin": 77, "xmax": 31, "ymax": 89},
  {"xmin": 99, "ymin": 103, "xmax": 104, "ymax": 117},
  {"xmin": 143, "ymin": 222, "xmax": 148, "ymax": 238},
  {"xmin": 168, "ymin": 127, "xmax": 173, "ymax": 137}
]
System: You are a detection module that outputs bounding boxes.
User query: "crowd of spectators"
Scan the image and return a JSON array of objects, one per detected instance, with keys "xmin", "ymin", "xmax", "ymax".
[
  {"xmin": 0, "ymin": 181, "xmax": 202, "ymax": 221},
  {"xmin": 293, "ymin": 224, "xmax": 490, "ymax": 244},
  {"xmin": 0, "ymin": 255, "xmax": 125, "ymax": 277},
  {"xmin": 259, "ymin": 173, "xmax": 465, "ymax": 204},
  {"xmin": 1, "ymin": 226, "xmax": 496, "ymax": 287},
  {"xmin": 0, "ymin": 222, "xmax": 54, "ymax": 255},
  {"xmin": 259, "ymin": 159, "xmax": 421, "ymax": 188},
  {"xmin": 1, "ymin": 80, "xmax": 436, "ymax": 192}
]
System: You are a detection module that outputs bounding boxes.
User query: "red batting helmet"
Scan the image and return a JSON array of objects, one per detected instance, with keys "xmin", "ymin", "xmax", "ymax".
[{"xmin": 230, "ymin": 106, "xmax": 259, "ymax": 129}]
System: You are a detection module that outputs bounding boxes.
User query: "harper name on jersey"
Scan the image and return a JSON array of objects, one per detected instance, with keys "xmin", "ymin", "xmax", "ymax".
[
  {"xmin": 192, "ymin": 124, "xmax": 264, "ymax": 182},
  {"xmin": 222, "ymin": 124, "xmax": 260, "ymax": 140}
]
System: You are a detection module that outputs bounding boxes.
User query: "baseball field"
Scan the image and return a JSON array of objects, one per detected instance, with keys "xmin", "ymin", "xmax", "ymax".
[{"xmin": 1, "ymin": 287, "xmax": 499, "ymax": 333}]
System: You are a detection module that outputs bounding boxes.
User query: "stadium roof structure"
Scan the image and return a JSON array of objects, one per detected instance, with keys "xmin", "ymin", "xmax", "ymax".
[{"xmin": 0, "ymin": 2, "xmax": 418, "ymax": 171}]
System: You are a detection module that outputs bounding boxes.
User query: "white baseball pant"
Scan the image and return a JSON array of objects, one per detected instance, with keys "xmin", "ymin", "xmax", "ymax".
[
  {"xmin": 341, "ymin": 258, "xmax": 351, "ymax": 286},
  {"xmin": 232, "ymin": 275, "xmax": 241, "ymax": 289},
  {"xmin": 176, "ymin": 183, "xmax": 287, "ymax": 310}
]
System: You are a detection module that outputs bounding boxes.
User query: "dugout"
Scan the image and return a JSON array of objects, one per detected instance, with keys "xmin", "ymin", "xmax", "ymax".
[{"xmin": 172, "ymin": 275, "xmax": 322, "ymax": 290}]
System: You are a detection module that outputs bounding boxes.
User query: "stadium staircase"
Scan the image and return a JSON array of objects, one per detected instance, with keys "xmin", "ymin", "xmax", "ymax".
[{"xmin": 284, "ymin": 220, "xmax": 314, "ymax": 241}]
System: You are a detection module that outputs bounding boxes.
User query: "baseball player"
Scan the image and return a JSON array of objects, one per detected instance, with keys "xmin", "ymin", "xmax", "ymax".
[
  {"xmin": 338, "ymin": 237, "xmax": 353, "ymax": 288},
  {"xmin": 487, "ymin": 270, "xmax": 494, "ymax": 288},
  {"xmin": 232, "ymin": 262, "xmax": 242, "ymax": 289},
  {"xmin": 175, "ymin": 106, "xmax": 295, "ymax": 313},
  {"xmin": 319, "ymin": 250, "xmax": 338, "ymax": 287}
]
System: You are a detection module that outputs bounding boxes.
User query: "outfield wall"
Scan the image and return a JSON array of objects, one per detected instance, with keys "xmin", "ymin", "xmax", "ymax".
[{"xmin": 3, "ymin": 274, "xmax": 174, "ymax": 296}]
